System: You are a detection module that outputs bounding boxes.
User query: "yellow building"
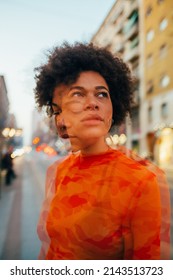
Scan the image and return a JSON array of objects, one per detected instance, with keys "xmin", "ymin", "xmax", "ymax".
[{"xmin": 140, "ymin": 0, "xmax": 173, "ymax": 167}]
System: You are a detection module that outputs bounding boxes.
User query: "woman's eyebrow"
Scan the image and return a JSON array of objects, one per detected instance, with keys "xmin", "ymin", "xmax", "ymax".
[
  {"xmin": 69, "ymin": 86, "xmax": 109, "ymax": 91},
  {"xmin": 95, "ymin": 86, "xmax": 109, "ymax": 91},
  {"xmin": 51, "ymin": 102, "xmax": 59, "ymax": 107}
]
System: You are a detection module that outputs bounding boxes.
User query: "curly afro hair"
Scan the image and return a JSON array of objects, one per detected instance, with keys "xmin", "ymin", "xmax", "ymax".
[{"xmin": 34, "ymin": 42, "xmax": 134, "ymax": 125}]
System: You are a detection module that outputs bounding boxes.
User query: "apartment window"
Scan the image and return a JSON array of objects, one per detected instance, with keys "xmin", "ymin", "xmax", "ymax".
[
  {"xmin": 159, "ymin": 44, "xmax": 167, "ymax": 58},
  {"xmin": 123, "ymin": 11, "xmax": 138, "ymax": 34},
  {"xmin": 161, "ymin": 103, "xmax": 168, "ymax": 118},
  {"xmin": 148, "ymin": 106, "xmax": 153, "ymax": 122},
  {"xmin": 145, "ymin": 6, "xmax": 152, "ymax": 17},
  {"xmin": 146, "ymin": 29, "xmax": 154, "ymax": 42},
  {"xmin": 159, "ymin": 18, "xmax": 168, "ymax": 31},
  {"xmin": 160, "ymin": 75, "xmax": 170, "ymax": 87},
  {"xmin": 146, "ymin": 80, "xmax": 154, "ymax": 94},
  {"xmin": 146, "ymin": 54, "xmax": 153, "ymax": 66}
]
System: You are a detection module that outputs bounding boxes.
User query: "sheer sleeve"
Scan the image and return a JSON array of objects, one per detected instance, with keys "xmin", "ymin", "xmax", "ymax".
[
  {"xmin": 117, "ymin": 146, "xmax": 170, "ymax": 259},
  {"xmin": 130, "ymin": 174, "xmax": 161, "ymax": 259},
  {"xmin": 37, "ymin": 158, "xmax": 66, "ymax": 259}
]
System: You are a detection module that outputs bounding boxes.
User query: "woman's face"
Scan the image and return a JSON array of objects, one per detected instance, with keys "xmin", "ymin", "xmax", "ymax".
[{"xmin": 52, "ymin": 71, "xmax": 113, "ymax": 150}]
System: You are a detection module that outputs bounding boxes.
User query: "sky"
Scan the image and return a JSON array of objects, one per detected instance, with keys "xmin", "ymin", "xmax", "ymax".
[{"xmin": 0, "ymin": 0, "xmax": 115, "ymax": 145}]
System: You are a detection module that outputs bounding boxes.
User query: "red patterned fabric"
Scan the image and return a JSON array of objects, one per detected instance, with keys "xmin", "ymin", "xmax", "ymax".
[{"xmin": 37, "ymin": 148, "xmax": 170, "ymax": 260}]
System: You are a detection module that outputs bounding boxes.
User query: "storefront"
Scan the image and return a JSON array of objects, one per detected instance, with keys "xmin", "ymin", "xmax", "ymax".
[
  {"xmin": 147, "ymin": 127, "xmax": 173, "ymax": 167},
  {"xmin": 154, "ymin": 127, "xmax": 173, "ymax": 167}
]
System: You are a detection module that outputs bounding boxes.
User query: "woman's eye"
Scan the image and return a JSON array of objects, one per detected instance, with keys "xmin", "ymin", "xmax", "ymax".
[
  {"xmin": 53, "ymin": 110, "xmax": 61, "ymax": 116},
  {"xmin": 97, "ymin": 92, "xmax": 109, "ymax": 98},
  {"xmin": 71, "ymin": 91, "xmax": 83, "ymax": 97}
]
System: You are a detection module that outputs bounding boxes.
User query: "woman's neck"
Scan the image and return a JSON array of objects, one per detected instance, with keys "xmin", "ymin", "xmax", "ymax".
[{"xmin": 79, "ymin": 137, "xmax": 110, "ymax": 156}]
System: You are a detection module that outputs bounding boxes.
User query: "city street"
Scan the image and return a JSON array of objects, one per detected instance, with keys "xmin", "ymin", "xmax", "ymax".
[
  {"xmin": 0, "ymin": 151, "xmax": 60, "ymax": 260},
  {"xmin": 0, "ymin": 151, "xmax": 173, "ymax": 260}
]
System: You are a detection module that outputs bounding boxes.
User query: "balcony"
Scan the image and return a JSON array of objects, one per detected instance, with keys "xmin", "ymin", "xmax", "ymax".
[
  {"xmin": 125, "ymin": 0, "xmax": 138, "ymax": 19},
  {"xmin": 111, "ymin": 6, "xmax": 123, "ymax": 23},
  {"xmin": 132, "ymin": 67, "xmax": 140, "ymax": 80},
  {"xmin": 131, "ymin": 106, "xmax": 140, "ymax": 134},
  {"xmin": 133, "ymin": 90, "xmax": 140, "ymax": 105},
  {"xmin": 114, "ymin": 21, "xmax": 124, "ymax": 34},
  {"xmin": 124, "ymin": 45, "xmax": 139, "ymax": 62},
  {"xmin": 114, "ymin": 42, "xmax": 124, "ymax": 52},
  {"xmin": 123, "ymin": 10, "xmax": 139, "ymax": 40},
  {"xmin": 124, "ymin": 23, "xmax": 139, "ymax": 41}
]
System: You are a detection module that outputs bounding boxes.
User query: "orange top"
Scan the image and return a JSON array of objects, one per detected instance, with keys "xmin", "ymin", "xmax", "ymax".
[{"xmin": 37, "ymin": 148, "xmax": 170, "ymax": 260}]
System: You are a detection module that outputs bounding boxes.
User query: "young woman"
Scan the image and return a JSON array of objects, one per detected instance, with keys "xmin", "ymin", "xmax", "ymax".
[{"xmin": 35, "ymin": 42, "xmax": 170, "ymax": 260}]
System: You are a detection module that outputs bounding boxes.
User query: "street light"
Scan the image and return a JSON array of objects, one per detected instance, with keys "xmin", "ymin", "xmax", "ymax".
[
  {"xmin": 2, "ymin": 127, "xmax": 16, "ymax": 138},
  {"xmin": 106, "ymin": 133, "xmax": 127, "ymax": 147},
  {"xmin": 1, "ymin": 127, "xmax": 23, "ymax": 144},
  {"xmin": 2, "ymin": 128, "xmax": 10, "ymax": 137}
]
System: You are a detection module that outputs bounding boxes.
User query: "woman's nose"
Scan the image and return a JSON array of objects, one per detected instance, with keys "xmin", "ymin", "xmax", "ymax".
[
  {"xmin": 55, "ymin": 116, "xmax": 67, "ymax": 134},
  {"xmin": 84, "ymin": 96, "xmax": 99, "ymax": 110}
]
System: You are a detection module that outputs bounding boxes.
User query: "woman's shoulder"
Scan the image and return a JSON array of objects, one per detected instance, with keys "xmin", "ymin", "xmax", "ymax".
[
  {"xmin": 47, "ymin": 156, "xmax": 67, "ymax": 173},
  {"xmin": 112, "ymin": 148, "xmax": 157, "ymax": 181}
]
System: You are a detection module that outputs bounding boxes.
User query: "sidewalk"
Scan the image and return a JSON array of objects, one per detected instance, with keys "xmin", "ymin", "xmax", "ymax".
[{"xmin": 0, "ymin": 155, "xmax": 44, "ymax": 260}]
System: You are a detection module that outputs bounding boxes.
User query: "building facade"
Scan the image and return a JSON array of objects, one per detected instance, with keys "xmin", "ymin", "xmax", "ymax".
[
  {"xmin": 0, "ymin": 75, "xmax": 9, "ymax": 130},
  {"xmin": 139, "ymin": 0, "xmax": 173, "ymax": 167},
  {"xmin": 91, "ymin": 0, "xmax": 140, "ymax": 152},
  {"xmin": 91, "ymin": 0, "xmax": 173, "ymax": 167}
]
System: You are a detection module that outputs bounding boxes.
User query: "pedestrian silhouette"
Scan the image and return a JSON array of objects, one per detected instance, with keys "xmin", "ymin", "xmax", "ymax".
[{"xmin": 2, "ymin": 146, "xmax": 17, "ymax": 185}]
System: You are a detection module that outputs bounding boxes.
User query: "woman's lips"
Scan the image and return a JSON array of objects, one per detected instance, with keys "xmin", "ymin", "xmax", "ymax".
[
  {"xmin": 80, "ymin": 114, "xmax": 104, "ymax": 126},
  {"xmin": 81, "ymin": 114, "xmax": 103, "ymax": 122}
]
